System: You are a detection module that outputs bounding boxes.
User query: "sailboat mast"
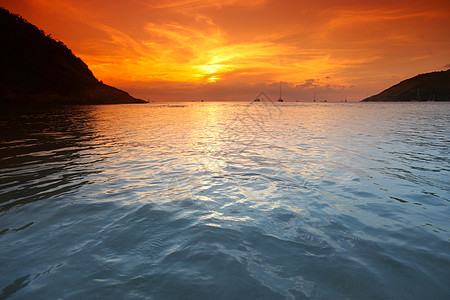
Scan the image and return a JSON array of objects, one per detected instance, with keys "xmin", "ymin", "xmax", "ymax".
[{"xmin": 277, "ymin": 81, "xmax": 283, "ymax": 102}]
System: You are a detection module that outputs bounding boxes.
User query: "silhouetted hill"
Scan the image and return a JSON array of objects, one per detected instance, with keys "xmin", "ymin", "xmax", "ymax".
[
  {"xmin": 0, "ymin": 7, "xmax": 146, "ymax": 104},
  {"xmin": 362, "ymin": 70, "xmax": 450, "ymax": 102}
]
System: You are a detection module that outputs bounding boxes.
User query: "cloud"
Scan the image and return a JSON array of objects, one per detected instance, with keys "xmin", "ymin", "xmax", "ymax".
[
  {"xmin": 146, "ymin": 0, "xmax": 267, "ymax": 11},
  {"xmin": 85, "ymin": 17, "xmax": 321, "ymax": 85}
]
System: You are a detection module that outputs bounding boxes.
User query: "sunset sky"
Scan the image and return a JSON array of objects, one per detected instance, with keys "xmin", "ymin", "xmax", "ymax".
[{"xmin": 2, "ymin": 0, "xmax": 450, "ymax": 101}]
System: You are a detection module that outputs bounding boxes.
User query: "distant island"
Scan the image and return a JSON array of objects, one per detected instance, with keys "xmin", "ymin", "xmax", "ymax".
[
  {"xmin": 362, "ymin": 69, "xmax": 450, "ymax": 102},
  {"xmin": 0, "ymin": 7, "xmax": 146, "ymax": 105}
]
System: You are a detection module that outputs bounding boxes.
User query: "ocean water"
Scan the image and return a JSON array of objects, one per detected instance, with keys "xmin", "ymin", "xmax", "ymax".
[{"xmin": 0, "ymin": 102, "xmax": 449, "ymax": 299}]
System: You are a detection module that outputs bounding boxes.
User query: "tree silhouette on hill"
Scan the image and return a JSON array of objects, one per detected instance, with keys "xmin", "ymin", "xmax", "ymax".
[{"xmin": 0, "ymin": 7, "xmax": 146, "ymax": 104}]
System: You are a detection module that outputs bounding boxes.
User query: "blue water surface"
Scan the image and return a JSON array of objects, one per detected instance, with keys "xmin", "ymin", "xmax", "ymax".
[{"xmin": 0, "ymin": 102, "xmax": 449, "ymax": 299}]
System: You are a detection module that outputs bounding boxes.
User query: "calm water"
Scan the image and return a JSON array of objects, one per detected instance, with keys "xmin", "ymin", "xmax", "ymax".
[{"xmin": 0, "ymin": 102, "xmax": 449, "ymax": 299}]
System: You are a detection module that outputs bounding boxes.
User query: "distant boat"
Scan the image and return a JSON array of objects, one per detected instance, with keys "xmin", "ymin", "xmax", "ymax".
[
  {"xmin": 278, "ymin": 81, "xmax": 284, "ymax": 102},
  {"xmin": 254, "ymin": 98, "xmax": 261, "ymax": 102}
]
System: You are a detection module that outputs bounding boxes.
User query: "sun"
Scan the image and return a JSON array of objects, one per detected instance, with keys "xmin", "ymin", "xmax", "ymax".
[{"xmin": 207, "ymin": 76, "xmax": 220, "ymax": 83}]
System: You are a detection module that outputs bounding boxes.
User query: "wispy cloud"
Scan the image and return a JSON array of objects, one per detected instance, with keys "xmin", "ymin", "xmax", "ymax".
[
  {"xmin": 87, "ymin": 18, "xmax": 300, "ymax": 84},
  {"xmin": 145, "ymin": 0, "xmax": 267, "ymax": 10}
]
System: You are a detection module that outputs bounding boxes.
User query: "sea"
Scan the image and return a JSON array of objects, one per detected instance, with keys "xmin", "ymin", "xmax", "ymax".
[{"xmin": 0, "ymin": 101, "xmax": 449, "ymax": 299}]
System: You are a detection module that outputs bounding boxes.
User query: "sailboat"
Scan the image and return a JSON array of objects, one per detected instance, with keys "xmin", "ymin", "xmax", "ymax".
[{"xmin": 278, "ymin": 81, "xmax": 283, "ymax": 102}]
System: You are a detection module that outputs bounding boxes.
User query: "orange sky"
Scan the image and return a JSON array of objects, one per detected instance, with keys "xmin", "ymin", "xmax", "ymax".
[{"xmin": 2, "ymin": 0, "xmax": 450, "ymax": 101}]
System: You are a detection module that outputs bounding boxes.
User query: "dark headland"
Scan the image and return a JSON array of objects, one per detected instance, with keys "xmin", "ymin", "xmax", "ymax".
[
  {"xmin": 0, "ymin": 7, "xmax": 146, "ymax": 105},
  {"xmin": 362, "ymin": 69, "xmax": 450, "ymax": 102}
]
